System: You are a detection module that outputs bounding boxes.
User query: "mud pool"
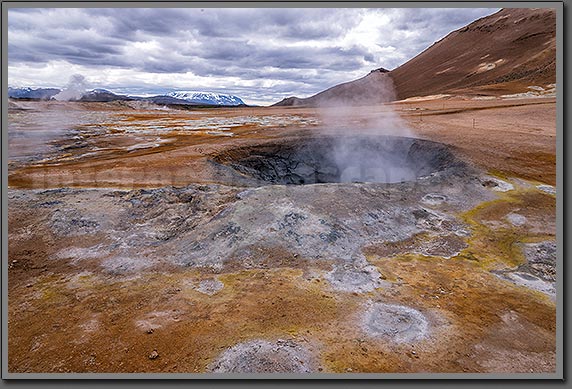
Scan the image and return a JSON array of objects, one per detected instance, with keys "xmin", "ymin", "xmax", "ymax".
[{"xmin": 211, "ymin": 136, "xmax": 463, "ymax": 185}]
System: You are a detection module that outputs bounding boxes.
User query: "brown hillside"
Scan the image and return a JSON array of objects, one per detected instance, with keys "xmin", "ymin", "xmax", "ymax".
[
  {"xmin": 390, "ymin": 8, "xmax": 556, "ymax": 99},
  {"xmin": 273, "ymin": 8, "xmax": 556, "ymax": 106},
  {"xmin": 273, "ymin": 68, "xmax": 393, "ymax": 107}
]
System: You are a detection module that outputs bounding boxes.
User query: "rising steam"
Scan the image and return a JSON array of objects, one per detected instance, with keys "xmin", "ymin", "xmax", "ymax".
[
  {"xmin": 316, "ymin": 72, "xmax": 417, "ymax": 183},
  {"xmin": 53, "ymin": 74, "xmax": 89, "ymax": 101}
]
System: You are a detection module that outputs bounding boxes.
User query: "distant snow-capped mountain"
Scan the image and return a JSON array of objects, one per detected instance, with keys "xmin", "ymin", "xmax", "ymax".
[
  {"xmin": 166, "ymin": 91, "xmax": 245, "ymax": 106},
  {"xmin": 9, "ymin": 86, "xmax": 248, "ymax": 107},
  {"xmin": 8, "ymin": 87, "xmax": 61, "ymax": 100},
  {"xmin": 79, "ymin": 89, "xmax": 131, "ymax": 102}
]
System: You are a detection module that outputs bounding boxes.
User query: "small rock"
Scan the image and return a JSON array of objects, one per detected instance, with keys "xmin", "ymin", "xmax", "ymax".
[
  {"xmin": 481, "ymin": 176, "xmax": 514, "ymax": 192},
  {"xmin": 149, "ymin": 350, "xmax": 159, "ymax": 360},
  {"xmin": 146, "ymin": 328, "xmax": 154, "ymax": 334}
]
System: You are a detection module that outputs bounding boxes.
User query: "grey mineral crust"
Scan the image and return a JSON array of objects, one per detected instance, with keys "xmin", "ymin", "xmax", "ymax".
[
  {"xmin": 208, "ymin": 339, "xmax": 316, "ymax": 373},
  {"xmin": 362, "ymin": 302, "xmax": 429, "ymax": 343}
]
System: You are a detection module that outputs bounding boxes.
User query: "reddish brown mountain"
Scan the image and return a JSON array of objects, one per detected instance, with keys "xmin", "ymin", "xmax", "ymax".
[
  {"xmin": 390, "ymin": 7, "xmax": 556, "ymax": 99},
  {"xmin": 273, "ymin": 8, "xmax": 556, "ymax": 106}
]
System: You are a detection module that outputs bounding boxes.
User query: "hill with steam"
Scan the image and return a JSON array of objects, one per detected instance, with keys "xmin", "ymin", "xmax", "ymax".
[
  {"xmin": 273, "ymin": 8, "xmax": 556, "ymax": 106},
  {"xmin": 273, "ymin": 68, "xmax": 393, "ymax": 107}
]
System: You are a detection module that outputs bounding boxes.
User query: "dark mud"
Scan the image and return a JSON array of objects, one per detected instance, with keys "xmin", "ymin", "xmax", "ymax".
[{"xmin": 211, "ymin": 136, "xmax": 466, "ymax": 186}]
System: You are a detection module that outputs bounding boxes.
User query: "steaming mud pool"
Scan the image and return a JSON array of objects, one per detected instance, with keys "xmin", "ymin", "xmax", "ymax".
[
  {"xmin": 211, "ymin": 136, "xmax": 460, "ymax": 185},
  {"xmin": 8, "ymin": 124, "xmax": 557, "ymax": 373}
]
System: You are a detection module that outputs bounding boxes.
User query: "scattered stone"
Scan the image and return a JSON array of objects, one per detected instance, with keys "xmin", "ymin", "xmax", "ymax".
[
  {"xmin": 362, "ymin": 302, "xmax": 429, "ymax": 343},
  {"xmin": 491, "ymin": 240, "xmax": 556, "ymax": 300},
  {"xmin": 148, "ymin": 350, "xmax": 159, "ymax": 360},
  {"xmin": 208, "ymin": 339, "xmax": 315, "ymax": 373},
  {"xmin": 412, "ymin": 208, "xmax": 461, "ymax": 232},
  {"xmin": 36, "ymin": 200, "xmax": 63, "ymax": 208},
  {"xmin": 481, "ymin": 176, "xmax": 514, "ymax": 192}
]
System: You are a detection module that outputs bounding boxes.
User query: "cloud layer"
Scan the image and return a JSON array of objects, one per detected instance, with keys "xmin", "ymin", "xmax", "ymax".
[{"xmin": 8, "ymin": 8, "xmax": 498, "ymax": 105}]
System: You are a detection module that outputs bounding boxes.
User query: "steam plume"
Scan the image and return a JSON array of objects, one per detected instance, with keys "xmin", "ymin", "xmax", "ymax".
[
  {"xmin": 317, "ymin": 72, "xmax": 417, "ymax": 183},
  {"xmin": 54, "ymin": 74, "xmax": 89, "ymax": 101}
]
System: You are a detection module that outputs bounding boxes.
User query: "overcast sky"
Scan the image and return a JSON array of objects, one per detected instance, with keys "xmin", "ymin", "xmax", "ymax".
[{"xmin": 8, "ymin": 7, "xmax": 499, "ymax": 105}]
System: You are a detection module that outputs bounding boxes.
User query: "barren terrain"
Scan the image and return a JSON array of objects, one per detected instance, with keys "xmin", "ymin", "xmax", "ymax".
[{"xmin": 7, "ymin": 95, "xmax": 557, "ymax": 374}]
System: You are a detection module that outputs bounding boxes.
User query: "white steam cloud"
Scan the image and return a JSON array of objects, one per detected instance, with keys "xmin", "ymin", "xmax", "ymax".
[
  {"xmin": 316, "ymin": 73, "xmax": 417, "ymax": 183},
  {"xmin": 53, "ymin": 74, "xmax": 89, "ymax": 101}
]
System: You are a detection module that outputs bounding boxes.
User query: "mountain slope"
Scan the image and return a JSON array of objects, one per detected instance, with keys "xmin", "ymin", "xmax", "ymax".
[
  {"xmin": 273, "ymin": 68, "xmax": 393, "ymax": 107},
  {"xmin": 389, "ymin": 8, "xmax": 556, "ymax": 99},
  {"xmin": 273, "ymin": 8, "xmax": 556, "ymax": 106}
]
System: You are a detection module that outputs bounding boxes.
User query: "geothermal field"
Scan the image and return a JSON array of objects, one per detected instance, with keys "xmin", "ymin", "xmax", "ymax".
[
  {"xmin": 6, "ymin": 7, "xmax": 558, "ymax": 375},
  {"xmin": 7, "ymin": 96, "xmax": 557, "ymax": 374}
]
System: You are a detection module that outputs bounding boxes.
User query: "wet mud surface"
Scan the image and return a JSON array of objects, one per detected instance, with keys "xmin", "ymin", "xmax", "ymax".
[{"xmin": 211, "ymin": 135, "xmax": 463, "ymax": 185}]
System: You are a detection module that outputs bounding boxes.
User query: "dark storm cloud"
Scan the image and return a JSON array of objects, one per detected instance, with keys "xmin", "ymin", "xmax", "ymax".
[
  {"xmin": 8, "ymin": 7, "xmax": 499, "ymax": 102},
  {"xmin": 191, "ymin": 40, "xmax": 370, "ymax": 72},
  {"xmin": 8, "ymin": 8, "xmax": 367, "ymax": 74}
]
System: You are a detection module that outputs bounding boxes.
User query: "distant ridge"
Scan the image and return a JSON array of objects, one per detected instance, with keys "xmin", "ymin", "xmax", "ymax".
[
  {"xmin": 8, "ymin": 87, "xmax": 60, "ymax": 100},
  {"xmin": 9, "ymin": 87, "xmax": 249, "ymax": 107},
  {"xmin": 166, "ymin": 91, "xmax": 245, "ymax": 106}
]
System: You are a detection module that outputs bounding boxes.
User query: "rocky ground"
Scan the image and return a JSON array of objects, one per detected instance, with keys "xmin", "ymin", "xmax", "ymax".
[{"xmin": 7, "ymin": 96, "xmax": 557, "ymax": 374}]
